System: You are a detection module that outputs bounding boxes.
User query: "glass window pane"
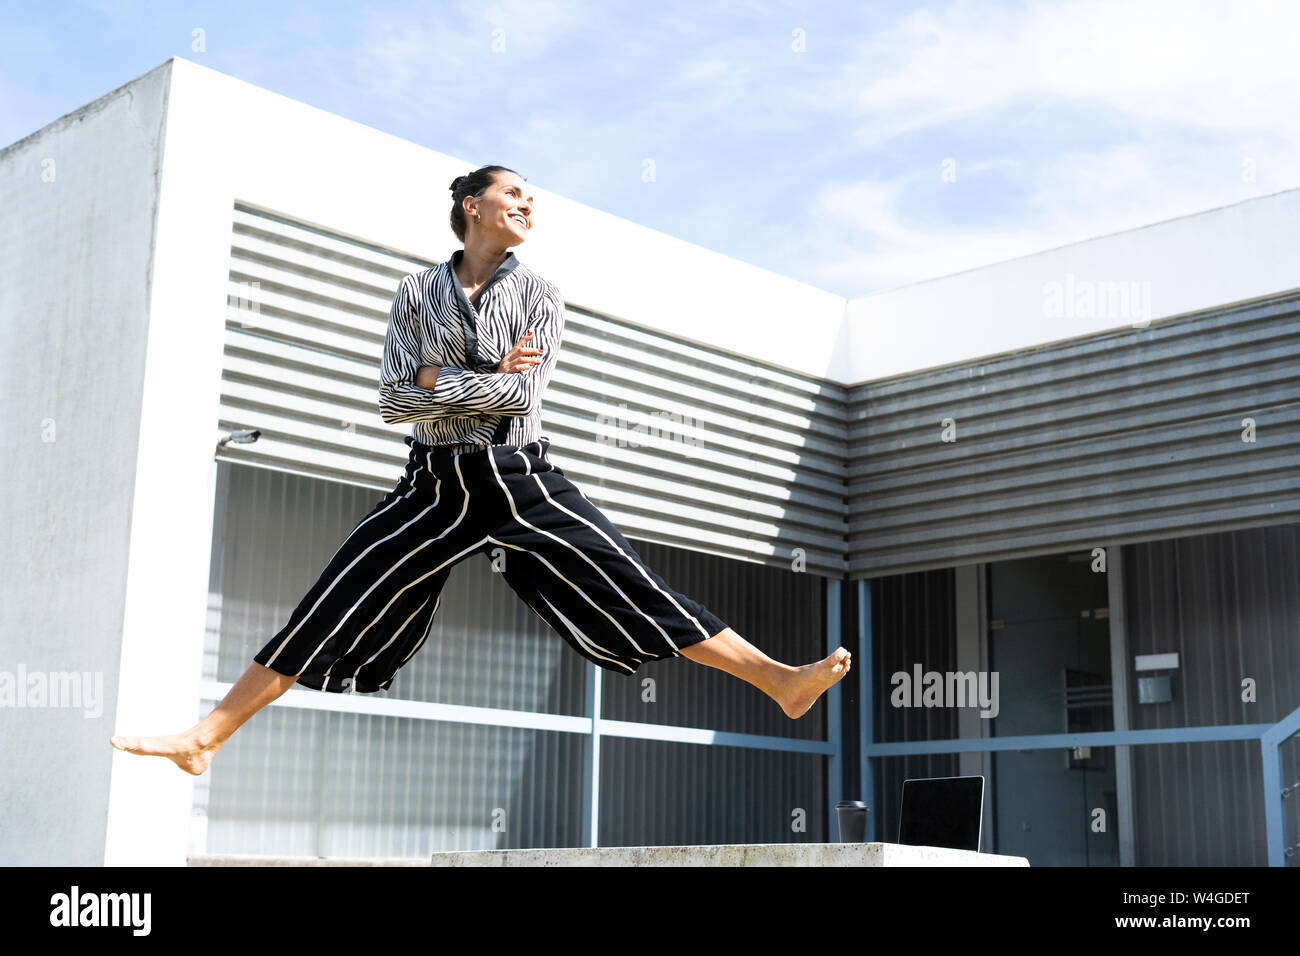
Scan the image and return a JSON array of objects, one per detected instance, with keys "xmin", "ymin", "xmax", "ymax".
[
  {"xmin": 599, "ymin": 737, "xmax": 826, "ymax": 846},
  {"xmin": 1132, "ymin": 740, "xmax": 1275, "ymax": 866},
  {"xmin": 197, "ymin": 706, "xmax": 585, "ymax": 857},
  {"xmin": 600, "ymin": 541, "xmax": 827, "ymax": 740}
]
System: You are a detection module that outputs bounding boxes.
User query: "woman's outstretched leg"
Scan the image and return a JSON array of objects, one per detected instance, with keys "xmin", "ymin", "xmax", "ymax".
[
  {"xmin": 679, "ymin": 627, "xmax": 851, "ymax": 719},
  {"xmin": 109, "ymin": 662, "xmax": 298, "ymax": 776}
]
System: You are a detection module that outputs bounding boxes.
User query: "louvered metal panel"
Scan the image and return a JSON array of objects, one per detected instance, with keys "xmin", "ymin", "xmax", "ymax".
[
  {"xmin": 1121, "ymin": 524, "xmax": 1300, "ymax": 865},
  {"xmin": 600, "ymin": 543, "xmax": 827, "ymax": 740},
  {"xmin": 598, "ymin": 738, "xmax": 827, "ymax": 846},
  {"xmin": 219, "ymin": 201, "xmax": 849, "ymax": 576},
  {"xmin": 869, "ymin": 569, "xmax": 963, "ymax": 849},
  {"xmin": 200, "ymin": 706, "xmax": 587, "ymax": 856},
  {"xmin": 847, "ymin": 291, "xmax": 1300, "ymax": 578}
]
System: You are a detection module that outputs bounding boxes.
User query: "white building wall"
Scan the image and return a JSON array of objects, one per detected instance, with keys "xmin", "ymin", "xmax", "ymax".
[
  {"xmin": 154, "ymin": 58, "xmax": 848, "ymax": 382},
  {"xmin": 0, "ymin": 62, "xmax": 172, "ymax": 865},
  {"xmin": 840, "ymin": 188, "xmax": 1300, "ymax": 384}
]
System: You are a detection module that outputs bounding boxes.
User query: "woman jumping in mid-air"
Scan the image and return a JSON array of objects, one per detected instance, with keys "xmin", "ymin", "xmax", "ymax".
[{"xmin": 110, "ymin": 164, "xmax": 851, "ymax": 775}]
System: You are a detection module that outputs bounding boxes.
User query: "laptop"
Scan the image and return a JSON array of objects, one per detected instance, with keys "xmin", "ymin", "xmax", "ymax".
[{"xmin": 898, "ymin": 775, "xmax": 985, "ymax": 852}]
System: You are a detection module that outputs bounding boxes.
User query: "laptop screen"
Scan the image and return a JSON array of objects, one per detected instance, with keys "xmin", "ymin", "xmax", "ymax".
[{"xmin": 898, "ymin": 775, "xmax": 984, "ymax": 852}]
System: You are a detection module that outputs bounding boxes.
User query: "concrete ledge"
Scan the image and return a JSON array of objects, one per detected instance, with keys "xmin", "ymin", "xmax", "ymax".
[
  {"xmin": 429, "ymin": 843, "xmax": 1028, "ymax": 867},
  {"xmin": 189, "ymin": 843, "xmax": 1028, "ymax": 866},
  {"xmin": 189, "ymin": 855, "xmax": 428, "ymax": 866}
]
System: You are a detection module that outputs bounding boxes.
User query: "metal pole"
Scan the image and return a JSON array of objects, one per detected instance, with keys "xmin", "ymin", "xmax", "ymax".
[
  {"xmin": 826, "ymin": 577, "xmax": 843, "ymax": 836},
  {"xmin": 1106, "ymin": 544, "xmax": 1136, "ymax": 866},
  {"xmin": 858, "ymin": 578, "xmax": 875, "ymax": 841},
  {"xmin": 581, "ymin": 660, "xmax": 602, "ymax": 848}
]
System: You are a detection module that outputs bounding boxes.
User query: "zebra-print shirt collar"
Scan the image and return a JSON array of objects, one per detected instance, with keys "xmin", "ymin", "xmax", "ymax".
[{"xmin": 446, "ymin": 248, "xmax": 522, "ymax": 370}]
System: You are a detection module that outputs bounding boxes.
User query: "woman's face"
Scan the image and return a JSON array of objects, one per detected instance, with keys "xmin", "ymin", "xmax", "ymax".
[{"xmin": 467, "ymin": 174, "xmax": 534, "ymax": 246}]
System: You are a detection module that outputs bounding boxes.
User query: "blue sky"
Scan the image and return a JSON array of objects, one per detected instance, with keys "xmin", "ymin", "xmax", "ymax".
[{"xmin": 4, "ymin": 0, "xmax": 1298, "ymax": 296}]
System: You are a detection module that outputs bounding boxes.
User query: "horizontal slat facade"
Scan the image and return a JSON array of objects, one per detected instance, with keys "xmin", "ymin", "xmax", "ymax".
[
  {"xmin": 218, "ymin": 202, "xmax": 849, "ymax": 576},
  {"xmin": 846, "ymin": 291, "xmax": 1300, "ymax": 578},
  {"xmin": 1122, "ymin": 522, "xmax": 1300, "ymax": 864}
]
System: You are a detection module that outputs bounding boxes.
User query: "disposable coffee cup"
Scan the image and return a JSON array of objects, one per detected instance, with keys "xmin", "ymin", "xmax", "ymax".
[{"xmin": 835, "ymin": 800, "xmax": 869, "ymax": 843}]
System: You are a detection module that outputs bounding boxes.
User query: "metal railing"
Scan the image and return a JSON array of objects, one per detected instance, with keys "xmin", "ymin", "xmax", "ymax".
[
  {"xmin": 1262, "ymin": 702, "xmax": 1300, "ymax": 866},
  {"xmin": 861, "ymin": 703, "xmax": 1300, "ymax": 866}
]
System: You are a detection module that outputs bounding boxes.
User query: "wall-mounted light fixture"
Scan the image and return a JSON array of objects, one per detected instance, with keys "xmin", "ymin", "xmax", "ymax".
[
  {"xmin": 217, "ymin": 429, "xmax": 261, "ymax": 447},
  {"xmin": 1134, "ymin": 652, "xmax": 1179, "ymax": 671},
  {"xmin": 1135, "ymin": 652, "xmax": 1178, "ymax": 704}
]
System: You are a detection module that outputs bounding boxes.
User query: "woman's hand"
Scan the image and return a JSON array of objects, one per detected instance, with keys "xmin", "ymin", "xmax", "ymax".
[
  {"xmin": 415, "ymin": 365, "xmax": 441, "ymax": 389},
  {"xmin": 495, "ymin": 331, "xmax": 545, "ymax": 374}
]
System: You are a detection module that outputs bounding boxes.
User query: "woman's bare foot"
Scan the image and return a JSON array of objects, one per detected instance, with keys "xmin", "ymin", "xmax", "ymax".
[
  {"xmin": 109, "ymin": 731, "xmax": 221, "ymax": 776},
  {"xmin": 779, "ymin": 647, "xmax": 852, "ymax": 719}
]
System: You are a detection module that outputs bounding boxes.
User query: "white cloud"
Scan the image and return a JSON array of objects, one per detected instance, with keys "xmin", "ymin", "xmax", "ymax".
[
  {"xmin": 851, "ymin": 0, "xmax": 1300, "ymax": 144},
  {"xmin": 464, "ymin": 0, "xmax": 588, "ymax": 58},
  {"xmin": 794, "ymin": 0, "xmax": 1300, "ymax": 292},
  {"xmin": 319, "ymin": 0, "xmax": 1300, "ymax": 295},
  {"xmin": 812, "ymin": 174, "xmax": 1060, "ymax": 290}
]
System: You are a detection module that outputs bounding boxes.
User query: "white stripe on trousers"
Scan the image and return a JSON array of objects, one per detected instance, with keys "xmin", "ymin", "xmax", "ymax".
[
  {"xmin": 261, "ymin": 455, "xmax": 477, "ymax": 678},
  {"xmin": 486, "ymin": 451, "xmax": 662, "ymax": 656},
  {"xmin": 489, "ymin": 449, "xmax": 717, "ymax": 650},
  {"xmin": 336, "ymin": 589, "xmax": 433, "ymax": 693},
  {"xmin": 538, "ymin": 590, "xmax": 635, "ymax": 675},
  {"xmin": 322, "ymin": 457, "xmax": 440, "ymax": 690},
  {"xmin": 482, "ymin": 535, "xmax": 636, "ymax": 673},
  {"xmin": 305, "ymin": 466, "xmax": 490, "ymax": 687}
]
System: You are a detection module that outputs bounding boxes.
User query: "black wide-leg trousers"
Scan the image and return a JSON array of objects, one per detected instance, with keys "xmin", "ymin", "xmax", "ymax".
[{"xmin": 253, "ymin": 437, "xmax": 728, "ymax": 693}]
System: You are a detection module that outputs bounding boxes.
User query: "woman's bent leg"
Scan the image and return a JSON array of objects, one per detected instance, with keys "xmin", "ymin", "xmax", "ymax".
[
  {"xmin": 109, "ymin": 662, "xmax": 297, "ymax": 776},
  {"xmin": 110, "ymin": 444, "xmax": 483, "ymax": 775},
  {"xmin": 678, "ymin": 626, "xmax": 851, "ymax": 719},
  {"xmin": 483, "ymin": 446, "xmax": 851, "ymax": 718}
]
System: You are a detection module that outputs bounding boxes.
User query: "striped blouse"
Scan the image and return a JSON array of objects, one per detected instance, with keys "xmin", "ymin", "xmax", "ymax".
[{"xmin": 378, "ymin": 248, "xmax": 566, "ymax": 447}]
